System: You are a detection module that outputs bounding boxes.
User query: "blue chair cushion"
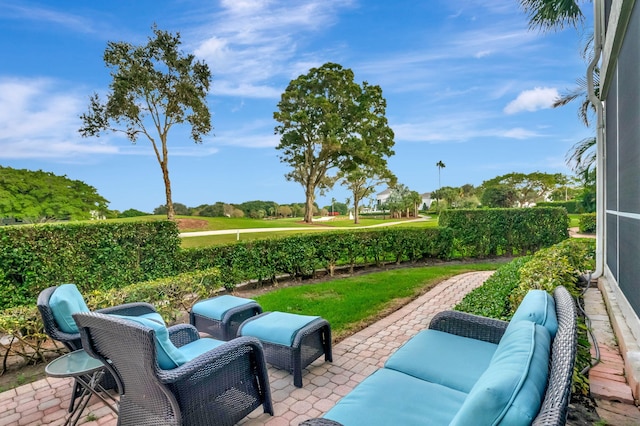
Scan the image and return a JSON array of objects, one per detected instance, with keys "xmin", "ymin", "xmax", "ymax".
[
  {"xmin": 240, "ymin": 312, "xmax": 320, "ymax": 346},
  {"xmin": 192, "ymin": 295, "xmax": 255, "ymax": 320},
  {"xmin": 113, "ymin": 315, "xmax": 188, "ymax": 370},
  {"xmin": 385, "ymin": 329, "xmax": 498, "ymax": 393},
  {"xmin": 177, "ymin": 337, "xmax": 225, "ymax": 361},
  {"xmin": 50, "ymin": 284, "xmax": 90, "ymax": 334},
  {"xmin": 450, "ymin": 321, "xmax": 551, "ymax": 426},
  {"xmin": 509, "ymin": 289, "xmax": 558, "ymax": 338},
  {"xmin": 325, "ymin": 368, "xmax": 467, "ymax": 426},
  {"xmin": 138, "ymin": 312, "xmax": 166, "ymax": 325}
]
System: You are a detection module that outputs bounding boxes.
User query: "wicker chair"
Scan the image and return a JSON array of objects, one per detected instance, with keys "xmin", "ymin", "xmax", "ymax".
[
  {"xmin": 74, "ymin": 311, "xmax": 274, "ymax": 426},
  {"xmin": 37, "ymin": 285, "xmax": 160, "ymax": 412}
]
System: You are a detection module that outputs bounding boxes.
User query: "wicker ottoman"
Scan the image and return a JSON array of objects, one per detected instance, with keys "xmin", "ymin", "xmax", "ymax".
[
  {"xmin": 239, "ymin": 312, "xmax": 332, "ymax": 387},
  {"xmin": 189, "ymin": 295, "xmax": 262, "ymax": 341}
]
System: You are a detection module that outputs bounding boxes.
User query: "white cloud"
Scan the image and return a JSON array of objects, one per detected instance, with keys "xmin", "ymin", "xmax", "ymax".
[{"xmin": 504, "ymin": 87, "xmax": 559, "ymax": 114}]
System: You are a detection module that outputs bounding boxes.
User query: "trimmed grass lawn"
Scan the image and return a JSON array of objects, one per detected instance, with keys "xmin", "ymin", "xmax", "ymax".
[{"xmin": 253, "ymin": 262, "xmax": 498, "ymax": 341}]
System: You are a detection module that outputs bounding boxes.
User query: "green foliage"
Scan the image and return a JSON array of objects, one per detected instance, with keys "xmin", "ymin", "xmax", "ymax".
[
  {"xmin": 455, "ymin": 256, "xmax": 532, "ymax": 320},
  {"xmin": 0, "ymin": 166, "xmax": 109, "ymax": 221},
  {"xmin": 118, "ymin": 208, "xmax": 150, "ymax": 218},
  {"xmin": 0, "ymin": 221, "xmax": 180, "ymax": 310},
  {"xmin": 511, "ymin": 238, "xmax": 595, "ymax": 307},
  {"xmin": 536, "ymin": 201, "xmax": 582, "ymax": 214},
  {"xmin": 579, "ymin": 213, "xmax": 596, "ymax": 233},
  {"xmin": 480, "ymin": 172, "xmax": 569, "ymax": 208},
  {"xmin": 274, "ymin": 62, "xmax": 395, "ymax": 223},
  {"xmin": 439, "ymin": 207, "xmax": 569, "ymax": 257}
]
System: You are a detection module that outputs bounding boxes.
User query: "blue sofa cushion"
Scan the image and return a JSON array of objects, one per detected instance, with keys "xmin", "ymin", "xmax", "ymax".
[
  {"xmin": 192, "ymin": 295, "xmax": 255, "ymax": 320},
  {"xmin": 240, "ymin": 312, "xmax": 320, "ymax": 346},
  {"xmin": 50, "ymin": 284, "xmax": 90, "ymax": 334},
  {"xmin": 138, "ymin": 312, "xmax": 166, "ymax": 325},
  {"xmin": 325, "ymin": 368, "xmax": 467, "ymax": 426},
  {"xmin": 450, "ymin": 321, "xmax": 551, "ymax": 426},
  {"xmin": 177, "ymin": 337, "xmax": 225, "ymax": 361},
  {"xmin": 509, "ymin": 289, "xmax": 558, "ymax": 338},
  {"xmin": 113, "ymin": 315, "xmax": 188, "ymax": 370},
  {"xmin": 384, "ymin": 329, "xmax": 498, "ymax": 393}
]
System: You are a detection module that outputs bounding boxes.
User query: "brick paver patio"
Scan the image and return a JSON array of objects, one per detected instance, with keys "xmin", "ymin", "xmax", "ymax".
[{"xmin": 0, "ymin": 271, "xmax": 493, "ymax": 426}]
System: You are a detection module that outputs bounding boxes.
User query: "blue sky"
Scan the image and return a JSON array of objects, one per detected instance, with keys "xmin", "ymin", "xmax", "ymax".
[{"xmin": 0, "ymin": 0, "xmax": 593, "ymax": 213}]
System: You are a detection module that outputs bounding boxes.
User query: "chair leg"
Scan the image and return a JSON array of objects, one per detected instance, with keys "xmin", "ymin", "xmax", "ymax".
[{"xmin": 68, "ymin": 379, "xmax": 83, "ymax": 412}]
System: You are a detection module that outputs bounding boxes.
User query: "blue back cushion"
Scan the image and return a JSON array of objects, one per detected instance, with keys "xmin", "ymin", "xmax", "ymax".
[
  {"xmin": 450, "ymin": 321, "xmax": 551, "ymax": 426},
  {"xmin": 509, "ymin": 289, "xmax": 558, "ymax": 338},
  {"xmin": 50, "ymin": 284, "xmax": 90, "ymax": 334},
  {"xmin": 113, "ymin": 315, "xmax": 188, "ymax": 370}
]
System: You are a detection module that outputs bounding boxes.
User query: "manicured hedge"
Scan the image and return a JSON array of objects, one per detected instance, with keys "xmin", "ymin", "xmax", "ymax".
[
  {"xmin": 438, "ymin": 207, "xmax": 569, "ymax": 257},
  {"xmin": 579, "ymin": 213, "xmax": 596, "ymax": 234},
  {"xmin": 536, "ymin": 200, "xmax": 582, "ymax": 214},
  {"xmin": 0, "ymin": 221, "xmax": 181, "ymax": 310},
  {"xmin": 178, "ymin": 227, "xmax": 455, "ymax": 289}
]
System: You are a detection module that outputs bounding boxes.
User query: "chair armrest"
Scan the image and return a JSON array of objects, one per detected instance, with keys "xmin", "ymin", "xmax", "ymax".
[
  {"xmin": 96, "ymin": 302, "xmax": 157, "ymax": 316},
  {"xmin": 167, "ymin": 323, "xmax": 201, "ymax": 347},
  {"xmin": 428, "ymin": 310, "xmax": 509, "ymax": 344}
]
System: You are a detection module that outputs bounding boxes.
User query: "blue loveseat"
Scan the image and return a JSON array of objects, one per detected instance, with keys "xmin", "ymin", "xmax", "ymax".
[{"xmin": 301, "ymin": 286, "xmax": 577, "ymax": 426}]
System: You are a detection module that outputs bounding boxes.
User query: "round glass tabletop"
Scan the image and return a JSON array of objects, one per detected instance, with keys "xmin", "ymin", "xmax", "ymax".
[{"xmin": 45, "ymin": 349, "xmax": 104, "ymax": 378}]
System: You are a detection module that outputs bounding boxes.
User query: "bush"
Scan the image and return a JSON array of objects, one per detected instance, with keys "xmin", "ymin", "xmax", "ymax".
[
  {"xmin": 536, "ymin": 201, "xmax": 582, "ymax": 214},
  {"xmin": 0, "ymin": 221, "xmax": 181, "ymax": 310},
  {"xmin": 579, "ymin": 213, "xmax": 596, "ymax": 234},
  {"xmin": 439, "ymin": 207, "xmax": 569, "ymax": 257}
]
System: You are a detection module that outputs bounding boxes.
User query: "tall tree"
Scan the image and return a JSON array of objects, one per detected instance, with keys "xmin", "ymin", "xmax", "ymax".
[
  {"xmin": 274, "ymin": 62, "xmax": 395, "ymax": 223},
  {"xmin": 79, "ymin": 26, "xmax": 212, "ymax": 221},
  {"xmin": 436, "ymin": 161, "xmax": 446, "ymax": 189}
]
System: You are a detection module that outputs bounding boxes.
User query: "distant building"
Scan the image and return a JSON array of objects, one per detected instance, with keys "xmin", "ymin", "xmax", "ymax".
[{"xmin": 375, "ymin": 189, "xmax": 433, "ymax": 211}]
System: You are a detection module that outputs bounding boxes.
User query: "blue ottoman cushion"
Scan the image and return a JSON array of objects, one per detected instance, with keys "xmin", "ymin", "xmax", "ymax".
[
  {"xmin": 192, "ymin": 295, "xmax": 255, "ymax": 321},
  {"xmin": 241, "ymin": 312, "xmax": 320, "ymax": 346}
]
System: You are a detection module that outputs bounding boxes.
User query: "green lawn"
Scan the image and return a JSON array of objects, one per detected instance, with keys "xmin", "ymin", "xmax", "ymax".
[{"xmin": 253, "ymin": 262, "xmax": 498, "ymax": 341}]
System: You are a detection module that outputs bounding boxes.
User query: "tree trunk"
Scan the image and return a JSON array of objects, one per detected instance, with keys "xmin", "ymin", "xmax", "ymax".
[
  {"xmin": 161, "ymin": 161, "xmax": 175, "ymax": 221},
  {"xmin": 353, "ymin": 198, "xmax": 360, "ymax": 224},
  {"xmin": 304, "ymin": 185, "xmax": 315, "ymax": 223}
]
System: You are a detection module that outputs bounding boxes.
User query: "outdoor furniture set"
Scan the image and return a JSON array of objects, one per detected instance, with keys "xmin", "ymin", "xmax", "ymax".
[
  {"xmin": 301, "ymin": 286, "xmax": 578, "ymax": 426},
  {"xmin": 37, "ymin": 285, "xmax": 332, "ymax": 425}
]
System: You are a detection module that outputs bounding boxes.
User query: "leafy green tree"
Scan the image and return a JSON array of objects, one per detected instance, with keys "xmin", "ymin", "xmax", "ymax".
[
  {"xmin": 79, "ymin": 26, "xmax": 212, "ymax": 221},
  {"xmin": 118, "ymin": 208, "xmax": 150, "ymax": 218},
  {"xmin": 0, "ymin": 166, "xmax": 109, "ymax": 221},
  {"xmin": 386, "ymin": 184, "xmax": 414, "ymax": 218},
  {"xmin": 481, "ymin": 185, "xmax": 519, "ymax": 208},
  {"xmin": 340, "ymin": 163, "xmax": 396, "ymax": 224},
  {"xmin": 274, "ymin": 62, "xmax": 395, "ymax": 223},
  {"xmin": 480, "ymin": 172, "xmax": 566, "ymax": 206}
]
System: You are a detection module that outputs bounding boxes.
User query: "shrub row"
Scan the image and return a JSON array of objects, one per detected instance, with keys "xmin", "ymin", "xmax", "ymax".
[
  {"xmin": 535, "ymin": 200, "xmax": 583, "ymax": 214},
  {"xmin": 438, "ymin": 207, "xmax": 569, "ymax": 257},
  {"xmin": 178, "ymin": 227, "xmax": 455, "ymax": 289},
  {"xmin": 0, "ymin": 221, "xmax": 181, "ymax": 310}
]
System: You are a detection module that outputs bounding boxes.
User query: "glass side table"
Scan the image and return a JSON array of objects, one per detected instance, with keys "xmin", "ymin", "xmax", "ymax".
[{"xmin": 46, "ymin": 349, "xmax": 118, "ymax": 426}]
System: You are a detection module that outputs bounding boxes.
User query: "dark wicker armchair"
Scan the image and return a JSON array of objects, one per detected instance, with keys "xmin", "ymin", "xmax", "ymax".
[
  {"xmin": 74, "ymin": 311, "xmax": 274, "ymax": 426},
  {"xmin": 37, "ymin": 285, "xmax": 160, "ymax": 412}
]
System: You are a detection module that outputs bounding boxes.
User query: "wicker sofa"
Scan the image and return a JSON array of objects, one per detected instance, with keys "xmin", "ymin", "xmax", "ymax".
[{"xmin": 302, "ymin": 286, "xmax": 577, "ymax": 426}]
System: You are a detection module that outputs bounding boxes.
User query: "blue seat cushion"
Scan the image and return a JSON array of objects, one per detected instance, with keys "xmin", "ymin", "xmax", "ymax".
[
  {"xmin": 325, "ymin": 368, "xmax": 467, "ymax": 426},
  {"xmin": 192, "ymin": 295, "xmax": 255, "ymax": 320},
  {"xmin": 240, "ymin": 312, "xmax": 320, "ymax": 346},
  {"xmin": 509, "ymin": 289, "xmax": 558, "ymax": 338},
  {"xmin": 385, "ymin": 329, "xmax": 498, "ymax": 393},
  {"xmin": 113, "ymin": 315, "xmax": 188, "ymax": 370},
  {"xmin": 138, "ymin": 312, "xmax": 166, "ymax": 325},
  {"xmin": 50, "ymin": 284, "xmax": 90, "ymax": 334},
  {"xmin": 177, "ymin": 337, "xmax": 225, "ymax": 361},
  {"xmin": 450, "ymin": 321, "xmax": 551, "ymax": 426}
]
